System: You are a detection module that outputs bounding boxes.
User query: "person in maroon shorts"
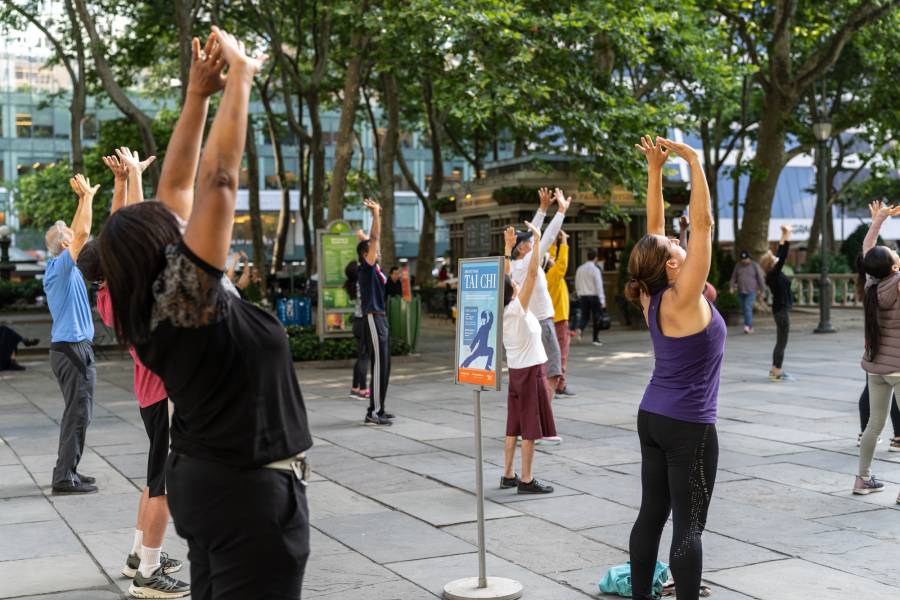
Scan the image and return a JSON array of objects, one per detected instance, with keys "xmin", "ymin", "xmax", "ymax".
[{"xmin": 500, "ymin": 222, "xmax": 556, "ymax": 494}]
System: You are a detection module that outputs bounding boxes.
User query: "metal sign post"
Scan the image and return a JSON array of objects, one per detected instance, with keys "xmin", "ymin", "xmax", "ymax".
[{"xmin": 444, "ymin": 257, "xmax": 522, "ymax": 600}]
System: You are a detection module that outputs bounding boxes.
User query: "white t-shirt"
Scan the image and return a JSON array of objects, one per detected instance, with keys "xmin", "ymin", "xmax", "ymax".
[
  {"xmin": 503, "ymin": 297, "xmax": 547, "ymax": 369},
  {"xmin": 509, "ymin": 211, "xmax": 564, "ymax": 321}
]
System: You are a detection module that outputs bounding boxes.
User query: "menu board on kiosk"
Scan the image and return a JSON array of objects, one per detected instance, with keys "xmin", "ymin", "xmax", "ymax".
[{"xmin": 316, "ymin": 221, "xmax": 357, "ymax": 340}]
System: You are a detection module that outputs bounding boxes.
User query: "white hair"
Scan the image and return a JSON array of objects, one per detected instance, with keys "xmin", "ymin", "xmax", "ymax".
[{"xmin": 45, "ymin": 221, "xmax": 70, "ymax": 257}]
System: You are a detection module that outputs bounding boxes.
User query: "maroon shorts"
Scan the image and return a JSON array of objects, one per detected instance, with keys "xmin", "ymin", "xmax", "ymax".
[{"xmin": 506, "ymin": 364, "xmax": 557, "ymax": 440}]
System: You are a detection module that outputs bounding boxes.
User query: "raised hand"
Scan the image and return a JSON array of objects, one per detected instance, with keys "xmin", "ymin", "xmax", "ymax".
[
  {"xmin": 210, "ymin": 26, "xmax": 267, "ymax": 77},
  {"xmin": 554, "ymin": 188, "xmax": 571, "ymax": 214},
  {"xmin": 504, "ymin": 226, "xmax": 517, "ymax": 251},
  {"xmin": 187, "ymin": 34, "xmax": 226, "ymax": 97},
  {"xmin": 558, "ymin": 230, "xmax": 569, "ymax": 243},
  {"xmin": 679, "ymin": 215, "xmax": 689, "ymax": 231},
  {"xmin": 524, "ymin": 220, "xmax": 542, "ymax": 241},
  {"xmin": 102, "ymin": 155, "xmax": 128, "ymax": 181},
  {"xmin": 115, "ymin": 147, "xmax": 156, "ymax": 173},
  {"xmin": 363, "ymin": 198, "xmax": 382, "ymax": 214},
  {"xmin": 869, "ymin": 200, "xmax": 900, "ymax": 220},
  {"xmin": 538, "ymin": 187, "xmax": 553, "ymax": 211},
  {"xmin": 780, "ymin": 224, "xmax": 792, "ymax": 236},
  {"xmin": 635, "ymin": 135, "xmax": 669, "ymax": 170},
  {"xmin": 657, "ymin": 136, "xmax": 699, "ymax": 164},
  {"xmin": 69, "ymin": 174, "xmax": 99, "ymax": 201},
  {"xmin": 356, "ymin": 228, "xmax": 369, "ymax": 242}
]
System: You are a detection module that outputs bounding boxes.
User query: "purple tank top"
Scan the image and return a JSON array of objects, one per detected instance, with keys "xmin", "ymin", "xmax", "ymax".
[{"xmin": 640, "ymin": 287, "xmax": 726, "ymax": 424}]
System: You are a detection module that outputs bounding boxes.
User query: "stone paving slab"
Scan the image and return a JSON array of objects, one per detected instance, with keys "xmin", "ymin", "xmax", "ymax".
[
  {"xmin": 371, "ymin": 487, "xmax": 520, "ymax": 526},
  {"xmin": 0, "ymin": 553, "xmax": 109, "ymax": 598}
]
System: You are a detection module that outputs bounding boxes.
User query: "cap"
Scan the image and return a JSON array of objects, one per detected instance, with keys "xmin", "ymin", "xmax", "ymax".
[
  {"xmin": 511, "ymin": 230, "xmax": 533, "ymax": 257},
  {"xmin": 739, "ymin": 250, "xmax": 751, "ymax": 259}
]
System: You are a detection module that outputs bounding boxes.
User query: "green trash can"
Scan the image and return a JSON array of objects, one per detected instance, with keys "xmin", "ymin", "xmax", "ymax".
[{"xmin": 387, "ymin": 295, "xmax": 422, "ymax": 352}]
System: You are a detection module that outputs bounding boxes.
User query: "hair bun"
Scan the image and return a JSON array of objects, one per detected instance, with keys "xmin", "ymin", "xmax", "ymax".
[{"xmin": 623, "ymin": 278, "xmax": 647, "ymax": 305}]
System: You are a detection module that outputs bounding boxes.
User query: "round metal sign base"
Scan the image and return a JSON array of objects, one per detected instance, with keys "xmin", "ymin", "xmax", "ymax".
[{"xmin": 443, "ymin": 577, "xmax": 523, "ymax": 600}]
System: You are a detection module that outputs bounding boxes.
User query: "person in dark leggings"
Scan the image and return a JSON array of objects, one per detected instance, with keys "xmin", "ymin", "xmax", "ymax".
[
  {"xmin": 345, "ymin": 260, "xmax": 370, "ymax": 400},
  {"xmin": 761, "ymin": 224, "xmax": 793, "ymax": 381},
  {"xmin": 626, "ymin": 136, "xmax": 724, "ymax": 600}
]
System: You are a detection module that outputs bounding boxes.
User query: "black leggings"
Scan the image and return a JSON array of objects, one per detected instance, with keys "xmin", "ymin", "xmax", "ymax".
[
  {"xmin": 351, "ymin": 317, "xmax": 369, "ymax": 390},
  {"xmin": 772, "ymin": 308, "xmax": 790, "ymax": 369},
  {"xmin": 630, "ymin": 410, "xmax": 718, "ymax": 600},
  {"xmin": 364, "ymin": 314, "xmax": 390, "ymax": 414},
  {"xmin": 859, "ymin": 380, "xmax": 900, "ymax": 437}
]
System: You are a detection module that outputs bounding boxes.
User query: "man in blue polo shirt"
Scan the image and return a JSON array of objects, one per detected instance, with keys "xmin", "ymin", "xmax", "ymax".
[
  {"xmin": 45, "ymin": 174, "xmax": 98, "ymax": 494},
  {"xmin": 358, "ymin": 198, "xmax": 394, "ymax": 426}
]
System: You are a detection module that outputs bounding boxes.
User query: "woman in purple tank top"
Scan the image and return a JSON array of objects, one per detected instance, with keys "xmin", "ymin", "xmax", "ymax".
[{"xmin": 624, "ymin": 136, "xmax": 725, "ymax": 600}]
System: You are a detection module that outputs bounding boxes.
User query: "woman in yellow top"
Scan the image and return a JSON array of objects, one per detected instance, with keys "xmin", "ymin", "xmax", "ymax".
[{"xmin": 545, "ymin": 230, "xmax": 574, "ymax": 396}]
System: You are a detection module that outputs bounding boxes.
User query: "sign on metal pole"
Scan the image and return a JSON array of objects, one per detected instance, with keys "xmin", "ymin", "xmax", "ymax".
[
  {"xmin": 316, "ymin": 221, "xmax": 357, "ymax": 341},
  {"xmin": 444, "ymin": 257, "xmax": 523, "ymax": 600}
]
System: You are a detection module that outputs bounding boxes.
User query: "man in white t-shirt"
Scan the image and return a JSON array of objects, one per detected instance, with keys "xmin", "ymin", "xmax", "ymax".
[{"xmin": 508, "ymin": 188, "xmax": 569, "ymax": 418}]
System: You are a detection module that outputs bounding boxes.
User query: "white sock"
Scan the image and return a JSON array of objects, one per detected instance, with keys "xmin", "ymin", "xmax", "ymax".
[
  {"xmin": 131, "ymin": 530, "xmax": 143, "ymax": 556},
  {"xmin": 139, "ymin": 545, "xmax": 161, "ymax": 578}
]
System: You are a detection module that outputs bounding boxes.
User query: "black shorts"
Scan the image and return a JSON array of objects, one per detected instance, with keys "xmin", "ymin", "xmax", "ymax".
[{"xmin": 140, "ymin": 400, "xmax": 170, "ymax": 498}]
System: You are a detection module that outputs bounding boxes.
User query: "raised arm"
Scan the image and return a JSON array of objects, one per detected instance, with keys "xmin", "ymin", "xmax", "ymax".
[
  {"xmin": 68, "ymin": 174, "xmax": 98, "ymax": 261},
  {"xmin": 772, "ymin": 225, "xmax": 791, "ymax": 275},
  {"xmin": 518, "ymin": 221, "xmax": 542, "ymax": 311},
  {"xmin": 538, "ymin": 188, "xmax": 568, "ymax": 256},
  {"xmin": 115, "ymin": 147, "xmax": 156, "ymax": 206},
  {"xmin": 661, "ymin": 137, "xmax": 711, "ymax": 304},
  {"xmin": 363, "ymin": 198, "xmax": 381, "ymax": 266},
  {"xmin": 504, "ymin": 226, "xmax": 516, "ymax": 276},
  {"xmin": 864, "ymin": 200, "xmax": 900, "ymax": 257},
  {"xmin": 184, "ymin": 27, "xmax": 265, "ymax": 269},
  {"xmin": 679, "ymin": 215, "xmax": 689, "ymax": 250},
  {"xmin": 635, "ymin": 135, "xmax": 669, "ymax": 236},
  {"xmin": 158, "ymin": 34, "xmax": 226, "ymax": 223},
  {"xmin": 531, "ymin": 187, "xmax": 553, "ymax": 232},
  {"xmin": 103, "ymin": 154, "xmax": 128, "ymax": 214}
]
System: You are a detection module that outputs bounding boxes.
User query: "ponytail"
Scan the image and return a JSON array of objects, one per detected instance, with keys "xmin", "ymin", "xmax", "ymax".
[{"xmin": 864, "ymin": 284, "xmax": 881, "ymax": 361}]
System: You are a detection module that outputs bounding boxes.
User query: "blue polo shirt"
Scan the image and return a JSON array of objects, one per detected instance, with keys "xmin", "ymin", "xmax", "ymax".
[
  {"xmin": 44, "ymin": 249, "xmax": 94, "ymax": 343},
  {"xmin": 359, "ymin": 260, "xmax": 386, "ymax": 314}
]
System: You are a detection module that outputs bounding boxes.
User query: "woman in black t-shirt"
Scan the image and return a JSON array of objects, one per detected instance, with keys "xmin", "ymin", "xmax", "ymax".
[
  {"xmin": 99, "ymin": 28, "xmax": 311, "ymax": 599},
  {"xmin": 761, "ymin": 224, "xmax": 793, "ymax": 381}
]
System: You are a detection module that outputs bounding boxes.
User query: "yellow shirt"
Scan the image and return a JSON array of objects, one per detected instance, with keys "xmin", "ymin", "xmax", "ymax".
[{"xmin": 546, "ymin": 242, "xmax": 570, "ymax": 323}]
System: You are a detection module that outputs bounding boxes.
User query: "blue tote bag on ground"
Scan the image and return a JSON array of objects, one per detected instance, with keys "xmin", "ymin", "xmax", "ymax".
[{"xmin": 599, "ymin": 561, "xmax": 669, "ymax": 597}]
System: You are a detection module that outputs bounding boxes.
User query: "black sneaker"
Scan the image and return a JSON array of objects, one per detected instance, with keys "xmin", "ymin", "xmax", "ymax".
[
  {"xmin": 51, "ymin": 481, "xmax": 98, "ymax": 495},
  {"xmin": 128, "ymin": 565, "xmax": 190, "ymax": 598},
  {"xmin": 122, "ymin": 552, "xmax": 183, "ymax": 578},
  {"xmin": 557, "ymin": 387, "xmax": 577, "ymax": 397},
  {"xmin": 500, "ymin": 474, "xmax": 519, "ymax": 489},
  {"xmin": 75, "ymin": 472, "xmax": 96, "ymax": 485},
  {"xmin": 517, "ymin": 478, "xmax": 554, "ymax": 494},
  {"xmin": 377, "ymin": 411, "xmax": 395, "ymax": 420},
  {"xmin": 365, "ymin": 412, "xmax": 392, "ymax": 426}
]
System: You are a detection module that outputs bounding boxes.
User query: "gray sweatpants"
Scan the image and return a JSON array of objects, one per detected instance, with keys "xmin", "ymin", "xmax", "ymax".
[
  {"xmin": 51, "ymin": 341, "xmax": 96, "ymax": 487},
  {"xmin": 860, "ymin": 372, "xmax": 900, "ymax": 478}
]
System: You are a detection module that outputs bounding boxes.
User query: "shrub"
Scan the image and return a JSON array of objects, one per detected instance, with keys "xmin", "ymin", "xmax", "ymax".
[
  {"xmin": 715, "ymin": 289, "xmax": 740, "ymax": 311},
  {"xmin": 0, "ymin": 279, "xmax": 44, "ymax": 308},
  {"xmin": 285, "ymin": 326, "xmax": 410, "ymax": 361},
  {"xmin": 800, "ymin": 252, "xmax": 851, "ymax": 274},
  {"xmin": 492, "ymin": 186, "xmax": 540, "ymax": 206}
]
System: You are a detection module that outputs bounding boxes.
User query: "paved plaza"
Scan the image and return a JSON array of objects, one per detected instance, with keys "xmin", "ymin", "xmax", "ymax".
[{"xmin": 1, "ymin": 309, "xmax": 898, "ymax": 599}]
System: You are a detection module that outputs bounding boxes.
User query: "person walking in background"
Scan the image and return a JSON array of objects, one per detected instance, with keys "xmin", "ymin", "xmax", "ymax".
[
  {"xmin": 358, "ymin": 198, "xmax": 394, "ymax": 425},
  {"xmin": 0, "ymin": 325, "xmax": 39, "ymax": 371},
  {"xmin": 730, "ymin": 250, "xmax": 765, "ymax": 333},
  {"xmin": 385, "ymin": 266, "xmax": 403, "ymax": 298},
  {"xmin": 345, "ymin": 260, "xmax": 370, "ymax": 401},
  {"xmin": 575, "ymin": 249, "xmax": 606, "ymax": 346},
  {"xmin": 501, "ymin": 223, "xmax": 556, "ymax": 495},
  {"xmin": 546, "ymin": 230, "xmax": 575, "ymax": 396},
  {"xmin": 856, "ymin": 200, "xmax": 900, "ymax": 501},
  {"xmin": 45, "ymin": 174, "xmax": 99, "ymax": 495},
  {"xmin": 626, "ymin": 136, "xmax": 723, "ymax": 600},
  {"xmin": 761, "ymin": 225, "xmax": 794, "ymax": 381}
]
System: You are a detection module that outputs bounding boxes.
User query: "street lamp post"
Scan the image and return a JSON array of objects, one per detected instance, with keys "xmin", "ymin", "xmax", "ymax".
[{"xmin": 813, "ymin": 118, "xmax": 835, "ymax": 333}]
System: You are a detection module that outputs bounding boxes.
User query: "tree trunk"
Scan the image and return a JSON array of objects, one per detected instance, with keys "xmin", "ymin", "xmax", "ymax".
[
  {"xmin": 245, "ymin": 117, "xmax": 266, "ymax": 272},
  {"xmin": 377, "ymin": 73, "xmax": 399, "ymax": 269},
  {"xmin": 73, "ymin": 0, "xmax": 160, "ymax": 188},
  {"xmin": 262, "ymin": 95, "xmax": 291, "ymax": 274},
  {"xmin": 735, "ymin": 93, "xmax": 789, "ymax": 258},
  {"xmin": 326, "ymin": 14, "xmax": 370, "ymax": 221},
  {"xmin": 732, "ymin": 143, "xmax": 744, "ymax": 256},
  {"xmin": 174, "ymin": 0, "xmax": 194, "ymax": 105},
  {"xmin": 299, "ymin": 147, "xmax": 314, "ymax": 277},
  {"xmin": 513, "ymin": 136, "xmax": 525, "ymax": 158},
  {"xmin": 307, "ymin": 93, "xmax": 326, "ymax": 231},
  {"xmin": 416, "ymin": 81, "xmax": 444, "ymax": 285},
  {"xmin": 417, "ymin": 207, "xmax": 437, "ymax": 285}
]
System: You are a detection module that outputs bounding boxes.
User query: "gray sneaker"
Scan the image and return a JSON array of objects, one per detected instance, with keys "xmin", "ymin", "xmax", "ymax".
[
  {"xmin": 853, "ymin": 475, "xmax": 885, "ymax": 495},
  {"xmin": 128, "ymin": 566, "xmax": 190, "ymax": 598},
  {"xmin": 122, "ymin": 552, "xmax": 183, "ymax": 578}
]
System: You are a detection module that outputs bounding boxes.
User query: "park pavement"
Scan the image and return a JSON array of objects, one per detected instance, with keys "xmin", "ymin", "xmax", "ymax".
[{"xmin": 1, "ymin": 308, "xmax": 899, "ymax": 599}]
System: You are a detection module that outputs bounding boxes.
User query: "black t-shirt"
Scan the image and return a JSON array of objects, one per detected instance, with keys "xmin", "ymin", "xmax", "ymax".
[
  {"xmin": 136, "ymin": 243, "xmax": 312, "ymax": 467},
  {"xmin": 359, "ymin": 260, "xmax": 387, "ymax": 314},
  {"xmin": 385, "ymin": 278, "xmax": 402, "ymax": 298},
  {"xmin": 766, "ymin": 241, "xmax": 793, "ymax": 313}
]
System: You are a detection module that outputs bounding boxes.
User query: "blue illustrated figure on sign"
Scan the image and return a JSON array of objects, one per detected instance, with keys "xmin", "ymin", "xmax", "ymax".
[{"xmin": 461, "ymin": 310, "xmax": 494, "ymax": 370}]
